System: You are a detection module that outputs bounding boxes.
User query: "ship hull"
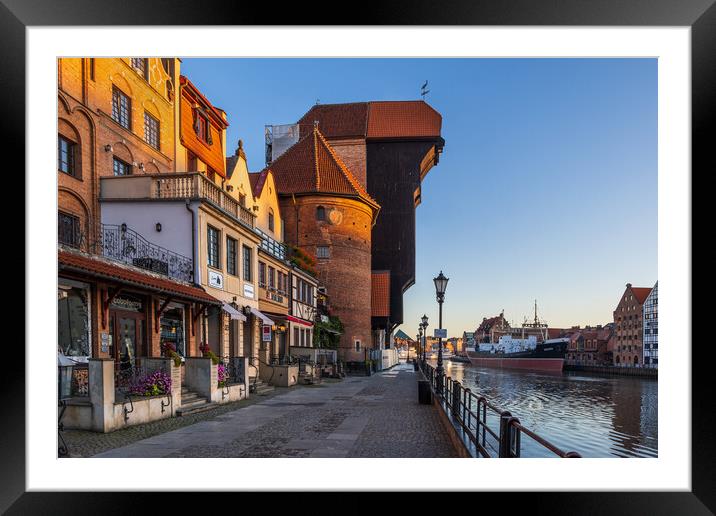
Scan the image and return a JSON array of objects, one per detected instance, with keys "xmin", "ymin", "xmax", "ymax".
[{"xmin": 466, "ymin": 354, "xmax": 564, "ymax": 372}]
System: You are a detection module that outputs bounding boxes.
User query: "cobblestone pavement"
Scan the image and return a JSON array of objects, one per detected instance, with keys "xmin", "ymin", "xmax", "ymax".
[{"xmin": 88, "ymin": 363, "xmax": 457, "ymax": 458}]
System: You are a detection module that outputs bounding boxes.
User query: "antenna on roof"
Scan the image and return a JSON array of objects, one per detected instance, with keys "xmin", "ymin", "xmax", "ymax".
[{"xmin": 420, "ymin": 80, "xmax": 430, "ymax": 100}]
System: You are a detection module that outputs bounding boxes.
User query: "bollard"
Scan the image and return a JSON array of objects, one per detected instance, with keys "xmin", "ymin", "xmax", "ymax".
[{"xmin": 418, "ymin": 379, "xmax": 432, "ymax": 404}]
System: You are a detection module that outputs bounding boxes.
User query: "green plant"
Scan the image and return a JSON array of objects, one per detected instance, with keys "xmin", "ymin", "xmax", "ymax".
[
  {"xmin": 314, "ymin": 315, "xmax": 343, "ymax": 349},
  {"xmin": 288, "ymin": 245, "xmax": 318, "ymax": 277},
  {"xmin": 169, "ymin": 351, "xmax": 182, "ymax": 368}
]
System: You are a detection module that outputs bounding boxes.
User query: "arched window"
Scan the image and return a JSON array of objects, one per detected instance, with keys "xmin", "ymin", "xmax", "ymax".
[
  {"xmin": 268, "ymin": 208, "xmax": 275, "ymax": 232},
  {"xmin": 316, "ymin": 206, "xmax": 326, "ymax": 221}
]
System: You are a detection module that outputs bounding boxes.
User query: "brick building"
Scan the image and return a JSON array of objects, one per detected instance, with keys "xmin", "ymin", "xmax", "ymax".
[
  {"xmin": 475, "ymin": 311, "xmax": 511, "ymax": 343},
  {"xmin": 58, "ymin": 57, "xmax": 178, "ymax": 251},
  {"xmin": 613, "ymin": 283, "xmax": 653, "ymax": 366},
  {"xmin": 259, "ymin": 127, "xmax": 380, "ymax": 362},
  {"xmin": 565, "ymin": 325, "xmax": 613, "ymax": 366}
]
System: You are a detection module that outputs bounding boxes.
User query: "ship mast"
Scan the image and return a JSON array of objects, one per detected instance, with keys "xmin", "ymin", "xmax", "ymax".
[{"xmin": 521, "ymin": 299, "xmax": 549, "ymax": 341}]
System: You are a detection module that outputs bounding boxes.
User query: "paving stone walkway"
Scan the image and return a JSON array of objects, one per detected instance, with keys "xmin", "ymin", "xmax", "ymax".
[{"xmin": 91, "ymin": 362, "xmax": 457, "ymax": 458}]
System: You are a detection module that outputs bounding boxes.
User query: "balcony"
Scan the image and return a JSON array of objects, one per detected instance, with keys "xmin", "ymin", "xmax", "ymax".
[
  {"xmin": 101, "ymin": 172, "xmax": 256, "ymax": 229},
  {"xmin": 255, "ymin": 227, "xmax": 287, "ymax": 261},
  {"xmin": 100, "ymin": 223, "xmax": 193, "ymax": 283}
]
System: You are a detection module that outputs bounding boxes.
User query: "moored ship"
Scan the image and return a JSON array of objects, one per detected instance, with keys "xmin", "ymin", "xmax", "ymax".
[
  {"xmin": 467, "ymin": 301, "xmax": 568, "ymax": 372},
  {"xmin": 467, "ymin": 338, "xmax": 569, "ymax": 372}
]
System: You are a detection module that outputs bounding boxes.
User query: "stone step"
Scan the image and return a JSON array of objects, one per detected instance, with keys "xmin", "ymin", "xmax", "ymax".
[
  {"xmin": 176, "ymin": 402, "xmax": 215, "ymax": 416},
  {"xmin": 181, "ymin": 393, "xmax": 202, "ymax": 404},
  {"xmin": 180, "ymin": 396, "xmax": 209, "ymax": 409}
]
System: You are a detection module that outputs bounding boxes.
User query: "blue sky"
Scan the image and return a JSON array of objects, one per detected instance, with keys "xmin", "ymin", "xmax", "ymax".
[{"xmin": 181, "ymin": 58, "xmax": 657, "ymax": 336}]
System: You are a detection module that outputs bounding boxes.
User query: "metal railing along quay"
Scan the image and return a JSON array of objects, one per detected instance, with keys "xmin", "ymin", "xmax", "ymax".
[{"xmin": 418, "ymin": 360, "xmax": 581, "ymax": 458}]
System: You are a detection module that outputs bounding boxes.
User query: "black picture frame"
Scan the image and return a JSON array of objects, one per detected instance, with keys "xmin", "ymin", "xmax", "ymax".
[{"xmin": 4, "ymin": 0, "xmax": 710, "ymax": 512}]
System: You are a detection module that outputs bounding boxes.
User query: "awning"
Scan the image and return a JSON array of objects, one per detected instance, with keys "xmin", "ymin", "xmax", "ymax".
[
  {"xmin": 287, "ymin": 315, "xmax": 313, "ymax": 327},
  {"xmin": 222, "ymin": 302, "xmax": 246, "ymax": 321},
  {"xmin": 250, "ymin": 307, "xmax": 274, "ymax": 325}
]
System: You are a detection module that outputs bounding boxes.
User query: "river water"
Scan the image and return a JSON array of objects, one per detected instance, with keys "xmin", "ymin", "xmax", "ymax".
[{"xmin": 435, "ymin": 360, "xmax": 658, "ymax": 458}]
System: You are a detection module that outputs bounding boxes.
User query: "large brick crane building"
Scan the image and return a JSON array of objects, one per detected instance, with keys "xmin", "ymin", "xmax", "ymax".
[{"xmin": 295, "ymin": 101, "xmax": 445, "ymax": 347}]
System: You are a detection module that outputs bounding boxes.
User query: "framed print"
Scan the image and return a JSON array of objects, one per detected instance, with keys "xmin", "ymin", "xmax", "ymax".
[{"xmin": 4, "ymin": 0, "xmax": 712, "ymax": 512}]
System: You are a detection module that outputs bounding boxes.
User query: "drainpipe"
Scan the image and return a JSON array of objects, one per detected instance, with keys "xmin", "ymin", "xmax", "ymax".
[{"xmin": 185, "ymin": 199, "xmax": 200, "ymax": 286}]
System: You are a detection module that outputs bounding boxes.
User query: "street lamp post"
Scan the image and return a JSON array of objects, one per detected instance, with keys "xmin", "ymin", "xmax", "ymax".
[
  {"xmin": 421, "ymin": 314, "xmax": 428, "ymax": 362},
  {"xmin": 433, "ymin": 271, "xmax": 449, "ymax": 397},
  {"xmin": 418, "ymin": 326, "xmax": 423, "ymax": 362}
]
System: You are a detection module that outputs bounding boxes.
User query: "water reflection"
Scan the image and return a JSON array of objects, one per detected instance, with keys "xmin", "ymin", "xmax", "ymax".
[{"xmin": 437, "ymin": 360, "xmax": 658, "ymax": 458}]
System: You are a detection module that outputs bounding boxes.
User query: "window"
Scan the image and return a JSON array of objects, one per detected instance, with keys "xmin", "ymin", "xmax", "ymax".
[
  {"xmin": 194, "ymin": 111, "xmax": 212, "ymax": 144},
  {"xmin": 316, "ymin": 206, "xmax": 326, "ymax": 221},
  {"xmin": 58, "ymin": 212, "xmax": 81, "ymax": 248},
  {"xmin": 144, "ymin": 112, "xmax": 160, "ymax": 150},
  {"xmin": 112, "ymin": 86, "xmax": 131, "ymax": 129},
  {"xmin": 294, "ymin": 327, "xmax": 299, "ymax": 348},
  {"xmin": 58, "ymin": 282, "xmax": 90, "ymax": 358},
  {"xmin": 242, "ymin": 245, "xmax": 252, "ymax": 281},
  {"xmin": 268, "ymin": 266, "xmax": 275, "ymax": 289},
  {"xmin": 89, "ymin": 58, "xmax": 95, "ymax": 81},
  {"xmin": 207, "ymin": 225, "xmax": 220, "ymax": 268},
  {"xmin": 316, "ymin": 246, "xmax": 330, "ymax": 259},
  {"xmin": 113, "ymin": 157, "xmax": 132, "ymax": 176},
  {"xmin": 226, "ymin": 236, "xmax": 237, "ymax": 276},
  {"xmin": 355, "ymin": 340, "xmax": 361, "ymax": 352},
  {"xmin": 58, "ymin": 135, "xmax": 77, "ymax": 177},
  {"xmin": 268, "ymin": 209, "xmax": 275, "ymax": 232},
  {"xmin": 259, "ymin": 262, "xmax": 267, "ymax": 287},
  {"xmin": 131, "ymin": 58, "xmax": 148, "ymax": 79}
]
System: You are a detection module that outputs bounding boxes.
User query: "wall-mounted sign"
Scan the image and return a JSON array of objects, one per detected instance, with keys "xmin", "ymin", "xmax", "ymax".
[
  {"xmin": 243, "ymin": 283, "xmax": 255, "ymax": 299},
  {"xmin": 434, "ymin": 328, "xmax": 447, "ymax": 339},
  {"xmin": 208, "ymin": 270, "xmax": 224, "ymax": 290},
  {"xmin": 100, "ymin": 332, "xmax": 110, "ymax": 353},
  {"xmin": 110, "ymin": 295, "xmax": 143, "ymax": 312},
  {"xmin": 262, "ymin": 325, "xmax": 272, "ymax": 342}
]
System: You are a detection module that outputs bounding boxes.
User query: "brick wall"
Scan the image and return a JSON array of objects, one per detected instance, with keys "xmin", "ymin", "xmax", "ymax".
[
  {"xmin": 58, "ymin": 58, "xmax": 178, "ymax": 246},
  {"xmin": 280, "ymin": 194, "xmax": 374, "ymax": 362},
  {"xmin": 324, "ymin": 137, "xmax": 367, "ymax": 188}
]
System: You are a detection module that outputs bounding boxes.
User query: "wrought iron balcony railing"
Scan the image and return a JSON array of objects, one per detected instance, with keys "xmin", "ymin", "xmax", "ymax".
[{"xmin": 100, "ymin": 224, "xmax": 193, "ymax": 283}]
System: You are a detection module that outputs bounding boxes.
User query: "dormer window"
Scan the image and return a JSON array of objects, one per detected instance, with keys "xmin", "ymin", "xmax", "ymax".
[{"xmin": 193, "ymin": 110, "xmax": 213, "ymax": 144}]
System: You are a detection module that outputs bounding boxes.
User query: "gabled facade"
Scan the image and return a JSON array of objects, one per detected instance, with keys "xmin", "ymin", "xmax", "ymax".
[{"xmin": 613, "ymin": 283, "xmax": 653, "ymax": 366}]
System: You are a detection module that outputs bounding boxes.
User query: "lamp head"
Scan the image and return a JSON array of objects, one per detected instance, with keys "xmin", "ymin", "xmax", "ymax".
[
  {"xmin": 421, "ymin": 314, "xmax": 429, "ymax": 327},
  {"xmin": 433, "ymin": 271, "xmax": 449, "ymax": 300}
]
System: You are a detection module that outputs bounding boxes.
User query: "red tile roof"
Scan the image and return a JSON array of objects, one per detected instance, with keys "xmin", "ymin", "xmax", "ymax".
[
  {"xmin": 631, "ymin": 287, "xmax": 653, "ymax": 304},
  {"xmin": 367, "ymin": 101, "xmax": 442, "ymax": 139},
  {"xmin": 58, "ymin": 248, "xmax": 220, "ymax": 305},
  {"xmin": 371, "ymin": 271, "xmax": 390, "ymax": 317},
  {"xmin": 297, "ymin": 100, "xmax": 442, "ymax": 140},
  {"xmin": 298, "ymin": 103, "xmax": 368, "ymax": 138},
  {"xmin": 261, "ymin": 127, "xmax": 380, "ymax": 215}
]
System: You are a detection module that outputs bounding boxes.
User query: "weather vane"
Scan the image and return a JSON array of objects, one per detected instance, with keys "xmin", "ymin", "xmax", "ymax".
[{"xmin": 420, "ymin": 80, "xmax": 430, "ymax": 100}]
